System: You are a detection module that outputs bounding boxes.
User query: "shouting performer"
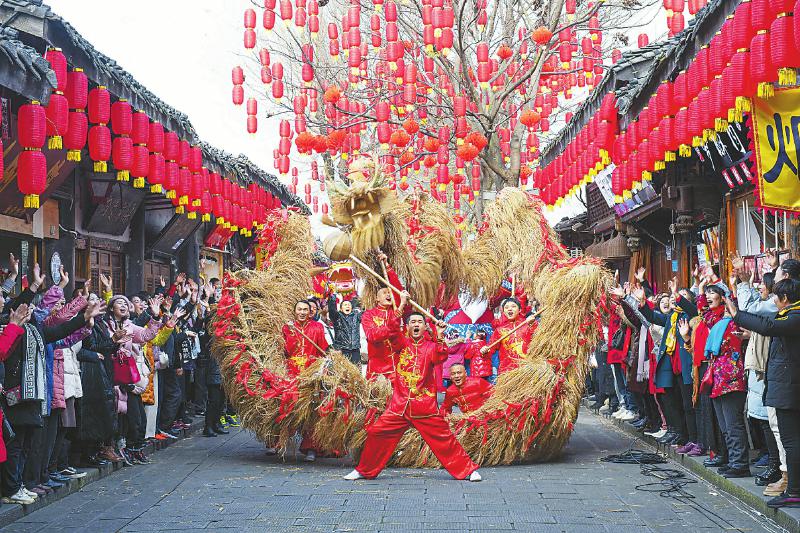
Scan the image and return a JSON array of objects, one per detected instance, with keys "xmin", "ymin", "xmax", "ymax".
[
  {"xmin": 282, "ymin": 300, "xmax": 329, "ymax": 461},
  {"xmin": 440, "ymin": 363, "xmax": 493, "ymax": 415},
  {"xmin": 344, "ymin": 305, "xmax": 482, "ymax": 482},
  {"xmin": 362, "ymin": 256, "xmax": 407, "ymax": 380},
  {"xmin": 483, "ymin": 298, "xmax": 536, "ymax": 374}
]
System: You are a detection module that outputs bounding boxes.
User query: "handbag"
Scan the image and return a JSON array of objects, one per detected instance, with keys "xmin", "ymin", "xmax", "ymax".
[
  {"xmin": 699, "ymin": 359, "xmax": 715, "ymax": 395},
  {"xmin": 611, "ymin": 325, "xmax": 627, "ymax": 351},
  {"xmin": 112, "ymin": 349, "xmax": 141, "ymax": 385}
]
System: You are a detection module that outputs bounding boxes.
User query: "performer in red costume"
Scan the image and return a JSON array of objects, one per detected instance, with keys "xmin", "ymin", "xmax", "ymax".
[
  {"xmin": 464, "ymin": 330, "xmax": 493, "ymax": 380},
  {"xmin": 483, "ymin": 298, "xmax": 536, "ymax": 374},
  {"xmin": 344, "ymin": 308, "xmax": 482, "ymax": 482},
  {"xmin": 282, "ymin": 300, "xmax": 329, "ymax": 377},
  {"xmin": 362, "ymin": 255, "xmax": 407, "ymax": 380},
  {"xmin": 440, "ymin": 363, "xmax": 493, "ymax": 415},
  {"xmin": 281, "ymin": 300, "xmax": 329, "ymax": 461}
]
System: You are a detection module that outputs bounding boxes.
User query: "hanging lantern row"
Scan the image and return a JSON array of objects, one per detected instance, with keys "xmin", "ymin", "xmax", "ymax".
[
  {"xmin": 536, "ymin": 93, "xmax": 618, "ymax": 207},
  {"xmin": 610, "ymin": 0, "xmax": 800, "ymax": 201},
  {"xmin": 13, "ymin": 50, "xmax": 289, "ymax": 226}
]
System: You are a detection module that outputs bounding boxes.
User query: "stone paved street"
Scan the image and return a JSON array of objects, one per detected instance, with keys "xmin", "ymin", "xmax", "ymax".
[{"xmin": 6, "ymin": 409, "xmax": 784, "ymax": 533}]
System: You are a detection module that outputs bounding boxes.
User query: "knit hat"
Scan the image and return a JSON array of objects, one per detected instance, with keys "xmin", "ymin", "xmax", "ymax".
[{"xmin": 107, "ymin": 294, "xmax": 133, "ymax": 313}]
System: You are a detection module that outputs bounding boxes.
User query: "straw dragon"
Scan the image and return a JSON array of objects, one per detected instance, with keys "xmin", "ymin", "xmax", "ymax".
[{"xmin": 211, "ymin": 162, "xmax": 610, "ymax": 466}]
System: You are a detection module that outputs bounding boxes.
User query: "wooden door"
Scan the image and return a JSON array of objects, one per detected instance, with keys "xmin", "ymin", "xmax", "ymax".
[
  {"xmin": 90, "ymin": 248, "xmax": 125, "ymax": 295},
  {"xmin": 143, "ymin": 260, "xmax": 171, "ymax": 294}
]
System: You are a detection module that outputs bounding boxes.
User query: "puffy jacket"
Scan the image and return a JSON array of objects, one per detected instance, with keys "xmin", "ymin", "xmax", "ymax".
[
  {"xmin": 328, "ymin": 297, "xmax": 363, "ymax": 351},
  {"xmin": 62, "ymin": 340, "xmax": 83, "ymax": 400},
  {"xmin": 734, "ymin": 302, "xmax": 800, "ymax": 411}
]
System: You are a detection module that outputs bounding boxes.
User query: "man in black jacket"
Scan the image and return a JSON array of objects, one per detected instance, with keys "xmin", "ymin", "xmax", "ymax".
[
  {"xmin": 327, "ymin": 296, "xmax": 363, "ymax": 365},
  {"xmin": 730, "ymin": 278, "xmax": 800, "ymax": 508}
]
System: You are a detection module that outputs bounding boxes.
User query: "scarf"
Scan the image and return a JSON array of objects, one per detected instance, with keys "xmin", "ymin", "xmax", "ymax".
[
  {"xmin": 663, "ymin": 309, "xmax": 680, "ymax": 355},
  {"xmin": 21, "ymin": 324, "xmax": 46, "ymax": 411},
  {"xmin": 636, "ymin": 323, "xmax": 649, "ymax": 382},
  {"xmin": 704, "ymin": 317, "xmax": 732, "ymax": 360}
]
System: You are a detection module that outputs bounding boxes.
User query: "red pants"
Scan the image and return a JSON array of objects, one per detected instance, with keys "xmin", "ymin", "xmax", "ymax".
[{"xmin": 355, "ymin": 410, "xmax": 479, "ymax": 479}]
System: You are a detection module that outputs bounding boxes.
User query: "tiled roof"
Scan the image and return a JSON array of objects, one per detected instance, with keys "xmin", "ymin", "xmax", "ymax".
[
  {"xmin": 0, "ymin": 0, "xmax": 308, "ymax": 212},
  {"xmin": 0, "ymin": 25, "xmax": 55, "ymax": 101}
]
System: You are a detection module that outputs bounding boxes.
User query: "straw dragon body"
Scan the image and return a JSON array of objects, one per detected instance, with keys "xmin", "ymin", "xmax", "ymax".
[{"xmin": 212, "ymin": 172, "xmax": 610, "ymax": 466}]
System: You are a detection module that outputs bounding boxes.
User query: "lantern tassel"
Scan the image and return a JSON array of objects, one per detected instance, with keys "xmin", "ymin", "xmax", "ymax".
[
  {"xmin": 150, "ymin": 184, "xmax": 162, "ymax": 193},
  {"xmin": 715, "ymin": 118, "xmax": 728, "ymax": 132},
  {"xmin": 23, "ymin": 194, "xmax": 40, "ymax": 209},
  {"xmin": 117, "ymin": 170, "xmax": 130, "ymax": 182},
  {"xmin": 216, "ymin": 216, "xmax": 225, "ymax": 225},
  {"xmin": 655, "ymin": 161, "xmax": 665, "ymax": 171},
  {"xmin": 778, "ymin": 68, "xmax": 797, "ymax": 86},
  {"xmin": 735, "ymin": 96, "xmax": 751, "ymax": 113},
  {"xmin": 202, "ymin": 214, "xmax": 211, "ymax": 222},
  {"xmin": 665, "ymin": 151, "xmax": 676, "ymax": 162},
  {"xmin": 187, "ymin": 211, "xmax": 197, "ymax": 219},
  {"xmin": 692, "ymin": 136, "xmax": 703, "ymax": 147},
  {"xmin": 133, "ymin": 177, "xmax": 145, "ymax": 189},
  {"xmin": 94, "ymin": 161, "xmax": 107, "ymax": 173},
  {"xmin": 757, "ymin": 82, "xmax": 775, "ymax": 99},
  {"xmin": 192, "ymin": 199, "xmax": 201, "ymax": 207},
  {"xmin": 67, "ymin": 149, "xmax": 82, "ymax": 162},
  {"xmin": 679, "ymin": 144, "xmax": 691, "ymax": 157},
  {"xmin": 175, "ymin": 206, "xmax": 185, "ymax": 214},
  {"xmin": 47, "ymin": 136, "xmax": 63, "ymax": 150},
  {"xmin": 166, "ymin": 189, "xmax": 176, "ymax": 199},
  {"xmin": 179, "ymin": 195, "xmax": 189, "ymax": 206}
]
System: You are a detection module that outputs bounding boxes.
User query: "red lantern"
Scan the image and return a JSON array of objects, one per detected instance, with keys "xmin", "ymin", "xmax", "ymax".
[
  {"xmin": 64, "ymin": 111, "xmax": 87, "ymax": 162},
  {"xmin": 112, "ymin": 135, "xmax": 133, "ymax": 182},
  {"xmin": 131, "ymin": 145, "xmax": 149, "ymax": 188},
  {"xmin": 18, "ymin": 150, "xmax": 47, "ymax": 209},
  {"xmin": 149, "ymin": 153, "xmax": 165, "ymax": 192}
]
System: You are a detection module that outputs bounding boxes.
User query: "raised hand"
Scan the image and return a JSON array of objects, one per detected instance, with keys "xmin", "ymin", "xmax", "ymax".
[
  {"xmin": 678, "ymin": 317, "xmax": 690, "ymax": 338},
  {"xmin": 7, "ymin": 253, "xmax": 18, "ymax": 279},
  {"xmin": 31, "ymin": 262, "xmax": 45, "ymax": 290},
  {"xmin": 167, "ymin": 307, "xmax": 187, "ymax": 328},
  {"xmin": 99, "ymin": 272, "xmax": 112, "ymax": 293},
  {"xmin": 175, "ymin": 272, "xmax": 187, "ymax": 285},
  {"xmin": 609, "ymin": 285, "xmax": 625, "ymax": 298},
  {"xmin": 632, "ymin": 285, "xmax": 646, "ymax": 303},
  {"xmin": 730, "ymin": 253, "xmax": 744, "ymax": 273},
  {"xmin": 765, "ymin": 249, "xmax": 779, "ymax": 269},
  {"xmin": 82, "ymin": 278, "xmax": 92, "ymax": 297},
  {"xmin": 83, "ymin": 300, "xmax": 106, "ymax": 324},
  {"xmin": 58, "ymin": 265, "xmax": 70, "ymax": 289},
  {"xmin": 667, "ymin": 276, "xmax": 678, "ymax": 295},
  {"xmin": 635, "ymin": 266, "xmax": 646, "ymax": 282},
  {"xmin": 148, "ymin": 297, "xmax": 161, "ymax": 317},
  {"xmin": 724, "ymin": 297, "xmax": 738, "ymax": 318},
  {"xmin": 728, "ymin": 273, "xmax": 738, "ymax": 290},
  {"xmin": 159, "ymin": 275, "xmax": 166, "ymax": 288},
  {"xmin": 9, "ymin": 303, "xmax": 31, "ymax": 326},
  {"xmin": 692, "ymin": 264, "xmax": 700, "ymax": 280}
]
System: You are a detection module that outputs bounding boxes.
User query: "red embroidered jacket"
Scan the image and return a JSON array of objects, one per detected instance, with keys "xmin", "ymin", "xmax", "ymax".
[
  {"xmin": 362, "ymin": 306, "xmax": 404, "ymax": 379},
  {"xmin": 282, "ymin": 320, "xmax": 329, "ymax": 377},
  {"xmin": 385, "ymin": 334, "xmax": 448, "ymax": 418},
  {"xmin": 440, "ymin": 376, "xmax": 493, "ymax": 415},
  {"xmin": 491, "ymin": 316, "xmax": 535, "ymax": 373}
]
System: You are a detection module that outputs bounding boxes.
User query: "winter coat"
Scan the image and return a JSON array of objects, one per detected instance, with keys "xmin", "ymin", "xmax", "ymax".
[
  {"xmin": 77, "ymin": 348, "xmax": 116, "ymax": 441},
  {"xmin": 638, "ymin": 295, "xmax": 698, "ymax": 387},
  {"xmin": 141, "ymin": 324, "xmax": 173, "ymax": 404},
  {"xmin": 734, "ymin": 302, "xmax": 800, "ymax": 411},
  {"xmin": 0, "ymin": 323, "xmax": 25, "ymax": 462},
  {"xmin": 328, "ymin": 297, "xmax": 363, "ymax": 352},
  {"xmin": 43, "ymin": 293, "xmax": 92, "ymax": 411},
  {"xmin": 62, "ymin": 340, "xmax": 83, "ymax": 399}
]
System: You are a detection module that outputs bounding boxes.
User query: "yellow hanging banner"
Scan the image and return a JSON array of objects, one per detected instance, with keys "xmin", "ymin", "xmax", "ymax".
[{"xmin": 751, "ymin": 87, "xmax": 800, "ymax": 213}]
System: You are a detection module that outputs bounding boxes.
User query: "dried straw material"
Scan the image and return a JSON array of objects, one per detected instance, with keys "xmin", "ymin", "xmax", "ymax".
[{"xmin": 212, "ymin": 187, "xmax": 611, "ymax": 466}]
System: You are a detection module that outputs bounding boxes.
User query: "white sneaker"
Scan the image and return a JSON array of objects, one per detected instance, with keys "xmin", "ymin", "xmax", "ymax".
[
  {"xmin": 598, "ymin": 399, "xmax": 610, "ymax": 413},
  {"xmin": 469, "ymin": 470, "xmax": 482, "ymax": 482},
  {"xmin": 343, "ymin": 469, "xmax": 363, "ymax": 480},
  {"xmin": 611, "ymin": 408, "xmax": 624, "ymax": 419},
  {"xmin": 22, "ymin": 487, "xmax": 38, "ymax": 499},
  {"xmin": 617, "ymin": 409, "xmax": 637, "ymax": 421},
  {"xmin": 304, "ymin": 450, "xmax": 316, "ymax": 462},
  {"xmin": 647, "ymin": 429, "xmax": 668, "ymax": 439},
  {"xmin": 2, "ymin": 489, "xmax": 35, "ymax": 505}
]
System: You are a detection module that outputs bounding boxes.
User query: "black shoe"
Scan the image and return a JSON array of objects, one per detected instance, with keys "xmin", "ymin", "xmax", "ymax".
[
  {"xmin": 718, "ymin": 466, "xmax": 731, "ymax": 475},
  {"xmin": 213, "ymin": 425, "xmax": 230, "ymax": 435},
  {"xmin": 631, "ymin": 418, "xmax": 648, "ymax": 428},
  {"xmin": 587, "ymin": 395, "xmax": 597, "ymax": 402},
  {"xmin": 657, "ymin": 431, "xmax": 677, "ymax": 444},
  {"xmin": 723, "ymin": 467, "xmax": 752, "ymax": 478},
  {"xmin": 703, "ymin": 456, "xmax": 728, "ymax": 468},
  {"xmin": 87, "ymin": 455, "xmax": 109, "ymax": 467},
  {"xmin": 767, "ymin": 492, "xmax": 800, "ymax": 508},
  {"xmin": 203, "ymin": 427, "xmax": 218, "ymax": 437},
  {"xmin": 196, "ymin": 409, "xmax": 206, "ymax": 416},
  {"xmin": 755, "ymin": 466, "xmax": 783, "ymax": 486}
]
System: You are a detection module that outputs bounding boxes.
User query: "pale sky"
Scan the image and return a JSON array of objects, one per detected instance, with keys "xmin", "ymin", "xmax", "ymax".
[{"xmin": 48, "ymin": 0, "xmax": 282, "ymax": 172}]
